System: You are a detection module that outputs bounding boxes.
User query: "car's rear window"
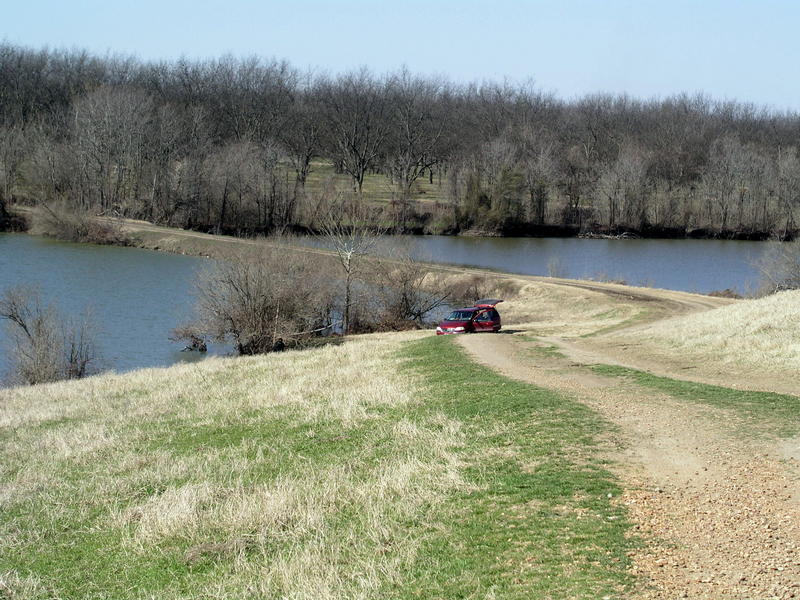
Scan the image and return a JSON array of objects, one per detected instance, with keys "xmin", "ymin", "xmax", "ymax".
[{"xmin": 445, "ymin": 310, "xmax": 474, "ymax": 321}]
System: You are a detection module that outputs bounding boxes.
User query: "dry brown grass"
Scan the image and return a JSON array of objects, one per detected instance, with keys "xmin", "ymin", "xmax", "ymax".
[
  {"xmin": 0, "ymin": 571, "xmax": 49, "ymax": 600},
  {"xmin": 28, "ymin": 205, "xmax": 130, "ymax": 245},
  {"xmin": 625, "ymin": 289, "xmax": 800, "ymax": 371},
  {"xmin": 1, "ymin": 333, "xmax": 417, "ymax": 430},
  {"xmin": 0, "ymin": 330, "xmax": 474, "ymax": 599}
]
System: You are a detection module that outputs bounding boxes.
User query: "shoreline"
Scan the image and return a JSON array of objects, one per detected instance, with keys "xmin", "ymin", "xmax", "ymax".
[
  {"xmin": 5, "ymin": 203, "xmax": 782, "ymax": 243},
  {"xmin": 4, "ymin": 205, "xmax": 758, "ymax": 297}
]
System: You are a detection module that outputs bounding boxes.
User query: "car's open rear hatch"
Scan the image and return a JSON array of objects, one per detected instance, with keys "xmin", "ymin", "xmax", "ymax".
[{"xmin": 474, "ymin": 298, "xmax": 503, "ymax": 308}]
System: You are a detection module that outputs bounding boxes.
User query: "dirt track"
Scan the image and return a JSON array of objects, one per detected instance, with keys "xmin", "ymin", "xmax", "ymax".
[{"xmin": 458, "ymin": 289, "xmax": 800, "ymax": 599}]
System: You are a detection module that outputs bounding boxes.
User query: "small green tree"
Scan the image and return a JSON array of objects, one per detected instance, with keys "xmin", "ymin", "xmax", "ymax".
[
  {"xmin": 487, "ymin": 167, "xmax": 526, "ymax": 232},
  {"xmin": 462, "ymin": 173, "xmax": 488, "ymax": 230}
]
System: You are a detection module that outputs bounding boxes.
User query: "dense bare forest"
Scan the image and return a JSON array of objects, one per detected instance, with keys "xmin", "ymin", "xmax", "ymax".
[{"xmin": 2, "ymin": 43, "xmax": 800, "ymax": 238}]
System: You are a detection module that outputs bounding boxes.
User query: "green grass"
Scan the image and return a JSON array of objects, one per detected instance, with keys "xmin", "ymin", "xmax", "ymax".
[
  {"xmin": 1, "ymin": 336, "xmax": 636, "ymax": 599},
  {"xmin": 516, "ymin": 336, "xmax": 568, "ymax": 359},
  {"xmin": 591, "ymin": 364, "xmax": 800, "ymax": 437},
  {"xmin": 525, "ymin": 340, "xmax": 568, "ymax": 359},
  {"xmin": 303, "ymin": 159, "xmax": 448, "ymax": 206},
  {"xmin": 399, "ymin": 336, "xmax": 635, "ymax": 598}
]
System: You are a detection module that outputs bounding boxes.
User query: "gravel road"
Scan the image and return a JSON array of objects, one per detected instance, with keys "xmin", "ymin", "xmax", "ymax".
[{"xmin": 459, "ymin": 325, "xmax": 800, "ymax": 599}]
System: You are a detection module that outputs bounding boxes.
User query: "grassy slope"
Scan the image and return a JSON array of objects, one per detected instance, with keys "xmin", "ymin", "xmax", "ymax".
[
  {"xmin": 623, "ymin": 289, "xmax": 800, "ymax": 372},
  {"xmin": 398, "ymin": 336, "xmax": 633, "ymax": 598},
  {"xmin": 1, "ymin": 333, "xmax": 634, "ymax": 599}
]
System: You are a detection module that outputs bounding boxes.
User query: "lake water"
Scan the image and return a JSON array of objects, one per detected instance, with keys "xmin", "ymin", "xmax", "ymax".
[
  {"xmin": 304, "ymin": 235, "xmax": 770, "ymax": 294},
  {"xmin": 0, "ymin": 233, "xmax": 224, "ymax": 382},
  {"xmin": 0, "ymin": 232, "xmax": 772, "ymax": 379}
]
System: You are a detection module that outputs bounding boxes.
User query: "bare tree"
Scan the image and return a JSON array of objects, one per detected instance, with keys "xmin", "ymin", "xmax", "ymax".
[
  {"xmin": 702, "ymin": 136, "xmax": 746, "ymax": 231},
  {"xmin": 204, "ymin": 55, "xmax": 297, "ymax": 144},
  {"xmin": 775, "ymin": 147, "xmax": 800, "ymax": 238},
  {"xmin": 370, "ymin": 247, "xmax": 450, "ymax": 328},
  {"xmin": 597, "ymin": 143, "xmax": 649, "ymax": 229},
  {"xmin": 72, "ymin": 87, "xmax": 154, "ymax": 213},
  {"xmin": 318, "ymin": 69, "xmax": 391, "ymax": 192},
  {"xmin": 0, "ymin": 185, "xmax": 9, "ymax": 228},
  {"xmin": 383, "ymin": 70, "xmax": 448, "ymax": 225},
  {"xmin": 5, "ymin": 43, "xmax": 800, "ymax": 239},
  {"xmin": 517, "ymin": 126, "xmax": 556, "ymax": 226},
  {"xmin": 318, "ymin": 196, "xmax": 384, "ymax": 334},
  {"xmin": 0, "ymin": 287, "xmax": 96, "ymax": 385},
  {"xmin": 201, "ymin": 141, "xmax": 292, "ymax": 234},
  {"xmin": 0, "ymin": 123, "xmax": 26, "ymax": 206},
  {"xmin": 26, "ymin": 117, "xmax": 80, "ymax": 206},
  {"xmin": 757, "ymin": 241, "xmax": 800, "ymax": 294},
  {"xmin": 188, "ymin": 247, "xmax": 334, "ymax": 355},
  {"xmin": 279, "ymin": 74, "xmax": 322, "ymax": 189},
  {"xmin": 145, "ymin": 103, "xmax": 184, "ymax": 223}
]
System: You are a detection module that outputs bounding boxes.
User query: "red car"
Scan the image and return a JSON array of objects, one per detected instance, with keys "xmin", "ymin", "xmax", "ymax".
[{"xmin": 435, "ymin": 299, "xmax": 503, "ymax": 335}]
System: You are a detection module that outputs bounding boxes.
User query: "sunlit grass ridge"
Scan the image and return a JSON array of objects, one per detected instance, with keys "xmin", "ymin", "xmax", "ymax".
[{"xmin": 630, "ymin": 289, "xmax": 800, "ymax": 370}]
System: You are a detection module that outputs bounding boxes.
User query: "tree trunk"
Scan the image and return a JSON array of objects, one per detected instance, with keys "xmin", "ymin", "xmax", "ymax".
[
  {"xmin": 217, "ymin": 179, "xmax": 229, "ymax": 234},
  {"xmin": 344, "ymin": 267, "xmax": 352, "ymax": 335}
]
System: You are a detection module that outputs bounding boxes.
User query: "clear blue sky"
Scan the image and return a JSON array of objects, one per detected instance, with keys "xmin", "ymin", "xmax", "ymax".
[{"xmin": 4, "ymin": 0, "xmax": 799, "ymax": 109}]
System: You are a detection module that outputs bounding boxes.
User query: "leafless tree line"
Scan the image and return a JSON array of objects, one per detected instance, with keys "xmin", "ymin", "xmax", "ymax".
[{"xmin": 3, "ymin": 43, "xmax": 800, "ymax": 238}]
